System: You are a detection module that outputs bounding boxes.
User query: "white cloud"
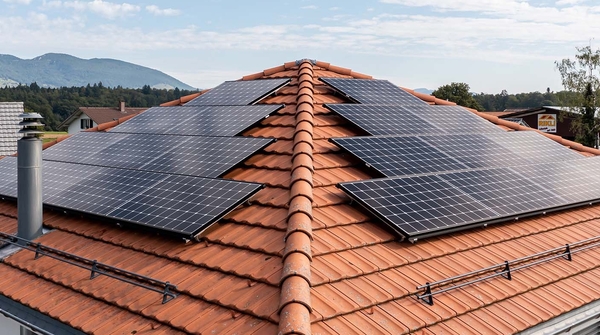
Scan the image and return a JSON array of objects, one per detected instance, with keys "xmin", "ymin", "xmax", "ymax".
[
  {"xmin": 3, "ymin": 0, "xmax": 31, "ymax": 4},
  {"xmin": 48, "ymin": 0, "xmax": 140, "ymax": 19},
  {"xmin": 330, "ymin": 6, "xmax": 340, "ymax": 10},
  {"xmin": 145, "ymin": 5, "xmax": 181, "ymax": 16},
  {"xmin": 556, "ymin": 0, "xmax": 586, "ymax": 5},
  {"xmin": 301, "ymin": 5, "xmax": 317, "ymax": 9}
]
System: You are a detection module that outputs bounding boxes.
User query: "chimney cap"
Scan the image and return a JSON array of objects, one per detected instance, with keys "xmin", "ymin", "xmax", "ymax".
[{"xmin": 19, "ymin": 113, "xmax": 44, "ymax": 137}]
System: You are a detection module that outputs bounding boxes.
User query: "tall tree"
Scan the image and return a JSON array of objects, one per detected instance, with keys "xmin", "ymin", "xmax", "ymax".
[
  {"xmin": 432, "ymin": 82, "xmax": 483, "ymax": 111},
  {"xmin": 555, "ymin": 45, "xmax": 600, "ymax": 147}
]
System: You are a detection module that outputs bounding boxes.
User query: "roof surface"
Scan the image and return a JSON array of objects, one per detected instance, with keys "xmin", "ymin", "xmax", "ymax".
[
  {"xmin": 59, "ymin": 106, "xmax": 147, "ymax": 129},
  {"xmin": 0, "ymin": 102, "xmax": 23, "ymax": 156},
  {"xmin": 2, "ymin": 61, "xmax": 600, "ymax": 334}
]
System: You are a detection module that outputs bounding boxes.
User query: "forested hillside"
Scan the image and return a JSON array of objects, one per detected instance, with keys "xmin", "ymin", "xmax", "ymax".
[
  {"xmin": 0, "ymin": 83, "xmax": 197, "ymax": 130},
  {"xmin": 472, "ymin": 89, "xmax": 577, "ymax": 111}
]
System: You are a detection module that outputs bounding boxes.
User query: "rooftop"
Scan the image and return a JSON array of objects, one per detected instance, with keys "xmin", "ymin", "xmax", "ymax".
[{"xmin": 1, "ymin": 60, "xmax": 600, "ymax": 334}]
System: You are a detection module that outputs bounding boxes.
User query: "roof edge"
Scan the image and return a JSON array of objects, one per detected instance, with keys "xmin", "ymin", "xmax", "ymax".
[{"xmin": 519, "ymin": 298, "xmax": 600, "ymax": 335}]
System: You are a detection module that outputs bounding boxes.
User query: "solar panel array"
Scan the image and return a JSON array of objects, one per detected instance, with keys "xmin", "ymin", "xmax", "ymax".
[
  {"xmin": 320, "ymin": 78, "xmax": 427, "ymax": 105},
  {"xmin": 320, "ymin": 77, "xmax": 598, "ymax": 240},
  {"xmin": 0, "ymin": 79, "xmax": 291, "ymax": 238},
  {"xmin": 325, "ymin": 104, "xmax": 503, "ymax": 136},
  {"xmin": 110, "ymin": 105, "xmax": 283, "ymax": 136},
  {"xmin": 0, "ymin": 156, "xmax": 263, "ymax": 236},
  {"xmin": 43, "ymin": 132, "xmax": 273, "ymax": 178},
  {"xmin": 185, "ymin": 79, "xmax": 290, "ymax": 106},
  {"xmin": 340, "ymin": 157, "xmax": 600, "ymax": 240}
]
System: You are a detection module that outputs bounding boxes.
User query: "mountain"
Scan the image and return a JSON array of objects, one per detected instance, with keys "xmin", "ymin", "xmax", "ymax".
[
  {"xmin": 0, "ymin": 53, "xmax": 195, "ymax": 90},
  {"xmin": 414, "ymin": 87, "xmax": 434, "ymax": 95}
]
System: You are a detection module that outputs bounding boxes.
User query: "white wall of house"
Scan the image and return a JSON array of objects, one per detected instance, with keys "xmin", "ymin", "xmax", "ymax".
[
  {"xmin": 0, "ymin": 314, "xmax": 21, "ymax": 335},
  {"xmin": 67, "ymin": 115, "xmax": 95, "ymax": 135}
]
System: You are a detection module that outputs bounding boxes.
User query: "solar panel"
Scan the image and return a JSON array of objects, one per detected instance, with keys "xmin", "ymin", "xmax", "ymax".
[
  {"xmin": 0, "ymin": 159, "xmax": 263, "ymax": 237},
  {"xmin": 320, "ymin": 78, "xmax": 427, "ymax": 105},
  {"xmin": 185, "ymin": 79, "xmax": 290, "ymax": 106},
  {"xmin": 43, "ymin": 132, "xmax": 273, "ymax": 178},
  {"xmin": 511, "ymin": 161, "xmax": 600, "ymax": 204},
  {"xmin": 110, "ymin": 105, "xmax": 283, "ymax": 136},
  {"xmin": 484, "ymin": 131, "xmax": 585, "ymax": 163},
  {"xmin": 439, "ymin": 168, "xmax": 567, "ymax": 216},
  {"xmin": 402, "ymin": 105, "xmax": 504, "ymax": 134},
  {"xmin": 325, "ymin": 104, "xmax": 442, "ymax": 135},
  {"xmin": 420, "ymin": 134, "xmax": 535, "ymax": 169},
  {"xmin": 331, "ymin": 136, "xmax": 469, "ymax": 177},
  {"xmin": 338, "ymin": 175, "xmax": 499, "ymax": 237}
]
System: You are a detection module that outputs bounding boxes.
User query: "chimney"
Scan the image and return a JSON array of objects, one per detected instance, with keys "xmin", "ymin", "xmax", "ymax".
[
  {"xmin": 120, "ymin": 100, "xmax": 126, "ymax": 112},
  {"xmin": 17, "ymin": 113, "xmax": 44, "ymax": 243}
]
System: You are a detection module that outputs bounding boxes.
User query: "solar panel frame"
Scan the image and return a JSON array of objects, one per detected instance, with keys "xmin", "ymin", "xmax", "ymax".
[
  {"xmin": 110, "ymin": 105, "xmax": 284, "ymax": 137},
  {"xmin": 43, "ymin": 132, "xmax": 274, "ymax": 178},
  {"xmin": 320, "ymin": 78, "xmax": 428, "ymax": 105},
  {"xmin": 185, "ymin": 79, "xmax": 291, "ymax": 106},
  {"xmin": 338, "ymin": 175, "xmax": 500, "ymax": 238},
  {"xmin": 330, "ymin": 135, "xmax": 470, "ymax": 177},
  {"xmin": 325, "ymin": 104, "xmax": 443, "ymax": 136},
  {"xmin": 0, "ymin": 158, "xmax": 264, "ymax": 237}
]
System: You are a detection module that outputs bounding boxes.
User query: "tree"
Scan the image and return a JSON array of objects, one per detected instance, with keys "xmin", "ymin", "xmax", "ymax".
[
  {"xmin": 555, "ymin": 45, "xmax": 600, "ymax": 147},
  {"xmin": 432, "ymin": 82, "xmax": 483, "ymax": 111}
]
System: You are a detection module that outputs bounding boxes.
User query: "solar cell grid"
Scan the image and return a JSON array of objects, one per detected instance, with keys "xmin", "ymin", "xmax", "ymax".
[
  {"xmin": 325, "ymin": 104, "xmax": 441, "ymax": 135},
  {"xmin": 43, "ymin": 132, "xmax": 273, "ymax": 178},
  {"xmin": 185, "ymin": 79, "xmax": 290, "ymax": 106},
  {"xmin": 511, "ymin": 161, "xmax": 600, "ymax": 203},
  {"xmin": 420, "ymin": 134, "xmax": 533, "ymax": 169},
  {"xmin": 0, "ymin": 159, "xmax": 263, "ymax": 237},
  {"xmin": 439, "ymin": 168, "xmax": 567, "ymax": 216},
  {"xmin": 110, "ymin": 105, "xmax": 283, "ymax": 137},
  {"xmin": 331, "ymin": 136, "xmax": 469, "ymax": 177},
  {"xmin": 484, "ymin": 131, "xmax": 585, "ymax": 163},
  {"xmin": 320, "ymin": 78, "xmax": 427, "ymax": 105},
  {"xmin": 339, "ymin": 175, "xmax": 499, "ymax": 236},
  {"xmin": 402, "ymin": 105, "xmax": 503, "ymax": 134}
]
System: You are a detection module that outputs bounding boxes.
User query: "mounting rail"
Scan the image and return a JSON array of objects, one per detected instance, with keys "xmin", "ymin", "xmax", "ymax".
[
  {"xmin": 416, "ymin": 235, "xmax": 600, "ymax": 305},
  {"xmin": 0, "ymin": 231, "xmax": 177, "ymax": 304}
]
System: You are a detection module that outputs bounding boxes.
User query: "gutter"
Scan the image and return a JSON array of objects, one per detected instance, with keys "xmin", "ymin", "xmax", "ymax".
[
  {"xmin": 0, "ymin": 295, "xmax": 85, "ymax": 335},
  {"xmin": 519, "ymin": 299, "xmax": 600, "ymax": 335}
]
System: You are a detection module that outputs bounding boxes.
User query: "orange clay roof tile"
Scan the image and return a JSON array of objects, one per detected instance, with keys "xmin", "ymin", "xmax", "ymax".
[{"xmin": 4, "ymin": 60, "xmax": 600, "ymax": 335}]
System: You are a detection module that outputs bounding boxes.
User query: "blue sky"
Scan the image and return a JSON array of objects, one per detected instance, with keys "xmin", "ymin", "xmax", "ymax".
[{"xmin": 1, "ymin": 0, "xmax": 599, "ymax": 93}]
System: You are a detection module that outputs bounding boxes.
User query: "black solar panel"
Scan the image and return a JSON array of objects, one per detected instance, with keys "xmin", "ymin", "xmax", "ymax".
[
  {"xmin": 0, "ymin": 157, "xmax": 17, "ymax": 198},
  {"xmin": 185, "ymin": 79, "xmax": 290, "ymax": 106},
  {"xmin": 439, "ymin": 168, "xmax": 567, "ymax": 216},
  {"xmin": 338, "ymin": 175, "xmax": 499, "ymax": 237},
  {"xmin": 320, "ymin": 78, "xmax": 427, "ymax": 105},
  {"xmin": 485, "ymin": 131, "xmax": 585, "ymax": 163},
  {"xmin": 511, "ymin": 161, "xmax": 600, "ymax": 204},
  {"xmin": 402, "ymin": 105, "xmax": 504, "ymax": 134},
  {"xmin": 325, "ymin": 104, "xmax": 441, "ymax": 135},
  {"xmin": 43, "ymin": 132, "xmax": 273, "ymax": 178},
  {"xmin": 0, "ymin": 159, "xmax": 263, "ymax": 237},
  {"xmin": 110, "ymin": 105, "xmax": 283, "ymax": 136},
  {"xmin": 331, "ymin": 136, "xmax": 468, "ymax": 177},
  {"xmin": 420, "ymin": 134, "xmax": 534, "ymax": 169}
]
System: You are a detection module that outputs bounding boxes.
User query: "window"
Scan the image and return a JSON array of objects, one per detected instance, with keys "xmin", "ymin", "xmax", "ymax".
[{"xmin": 80, "ymin": 119, "xmax": 93, "ymax": 129}]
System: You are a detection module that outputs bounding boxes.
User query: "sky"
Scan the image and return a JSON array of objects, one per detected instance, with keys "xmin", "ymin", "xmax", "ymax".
[{"xmin": 0, "ymin": 0, "xmax": 599, "ymax": 93}]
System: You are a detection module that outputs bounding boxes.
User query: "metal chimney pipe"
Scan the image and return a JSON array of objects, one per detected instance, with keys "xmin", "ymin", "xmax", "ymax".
[{"xmin": 17, "ymin": 113, "xmax": 44, "ymax": 243}]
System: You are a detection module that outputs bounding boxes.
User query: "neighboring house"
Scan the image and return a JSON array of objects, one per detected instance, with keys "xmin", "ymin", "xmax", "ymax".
[
  {"xmin": 0, "ymin": 102, "xmax": 23, "ymax": 156},
  {"xmin": 3, "ymin": 61, "xmax": 600, "ymax": 334},
  {"xmin": 499, "ymin": 106, "xmax": 578, "ymax": 141},
  {"xmin": 59, "ymin": 101, "xmax": 146, "ymax": 134}
]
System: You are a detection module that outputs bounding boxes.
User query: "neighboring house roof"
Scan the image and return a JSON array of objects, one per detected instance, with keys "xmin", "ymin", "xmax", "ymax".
[
  {"xmin": 2, "ymin": 60, "xmax": 600, "ymax": 334},
  {"xmin": 0, "ymin": 102, "xmax": 23, "ymax": 156},
  {"xmin": 58, "ymin": 105, "xmax": 147, "ymax": 129}
]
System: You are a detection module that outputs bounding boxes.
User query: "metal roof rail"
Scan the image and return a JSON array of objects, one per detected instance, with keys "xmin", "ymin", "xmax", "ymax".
[
  {"xmin": 0, "ymin": 231, "xmax": 178, "ymax": 304},
  {"xmin": 416, "ymin": 235, "xmax": 600, "ymax": 306}
]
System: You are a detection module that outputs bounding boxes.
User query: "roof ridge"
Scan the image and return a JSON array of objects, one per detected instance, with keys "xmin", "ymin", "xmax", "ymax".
[{"xmin": 278, "ymin": 60, "xmax": 315, "ymax": 335}]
